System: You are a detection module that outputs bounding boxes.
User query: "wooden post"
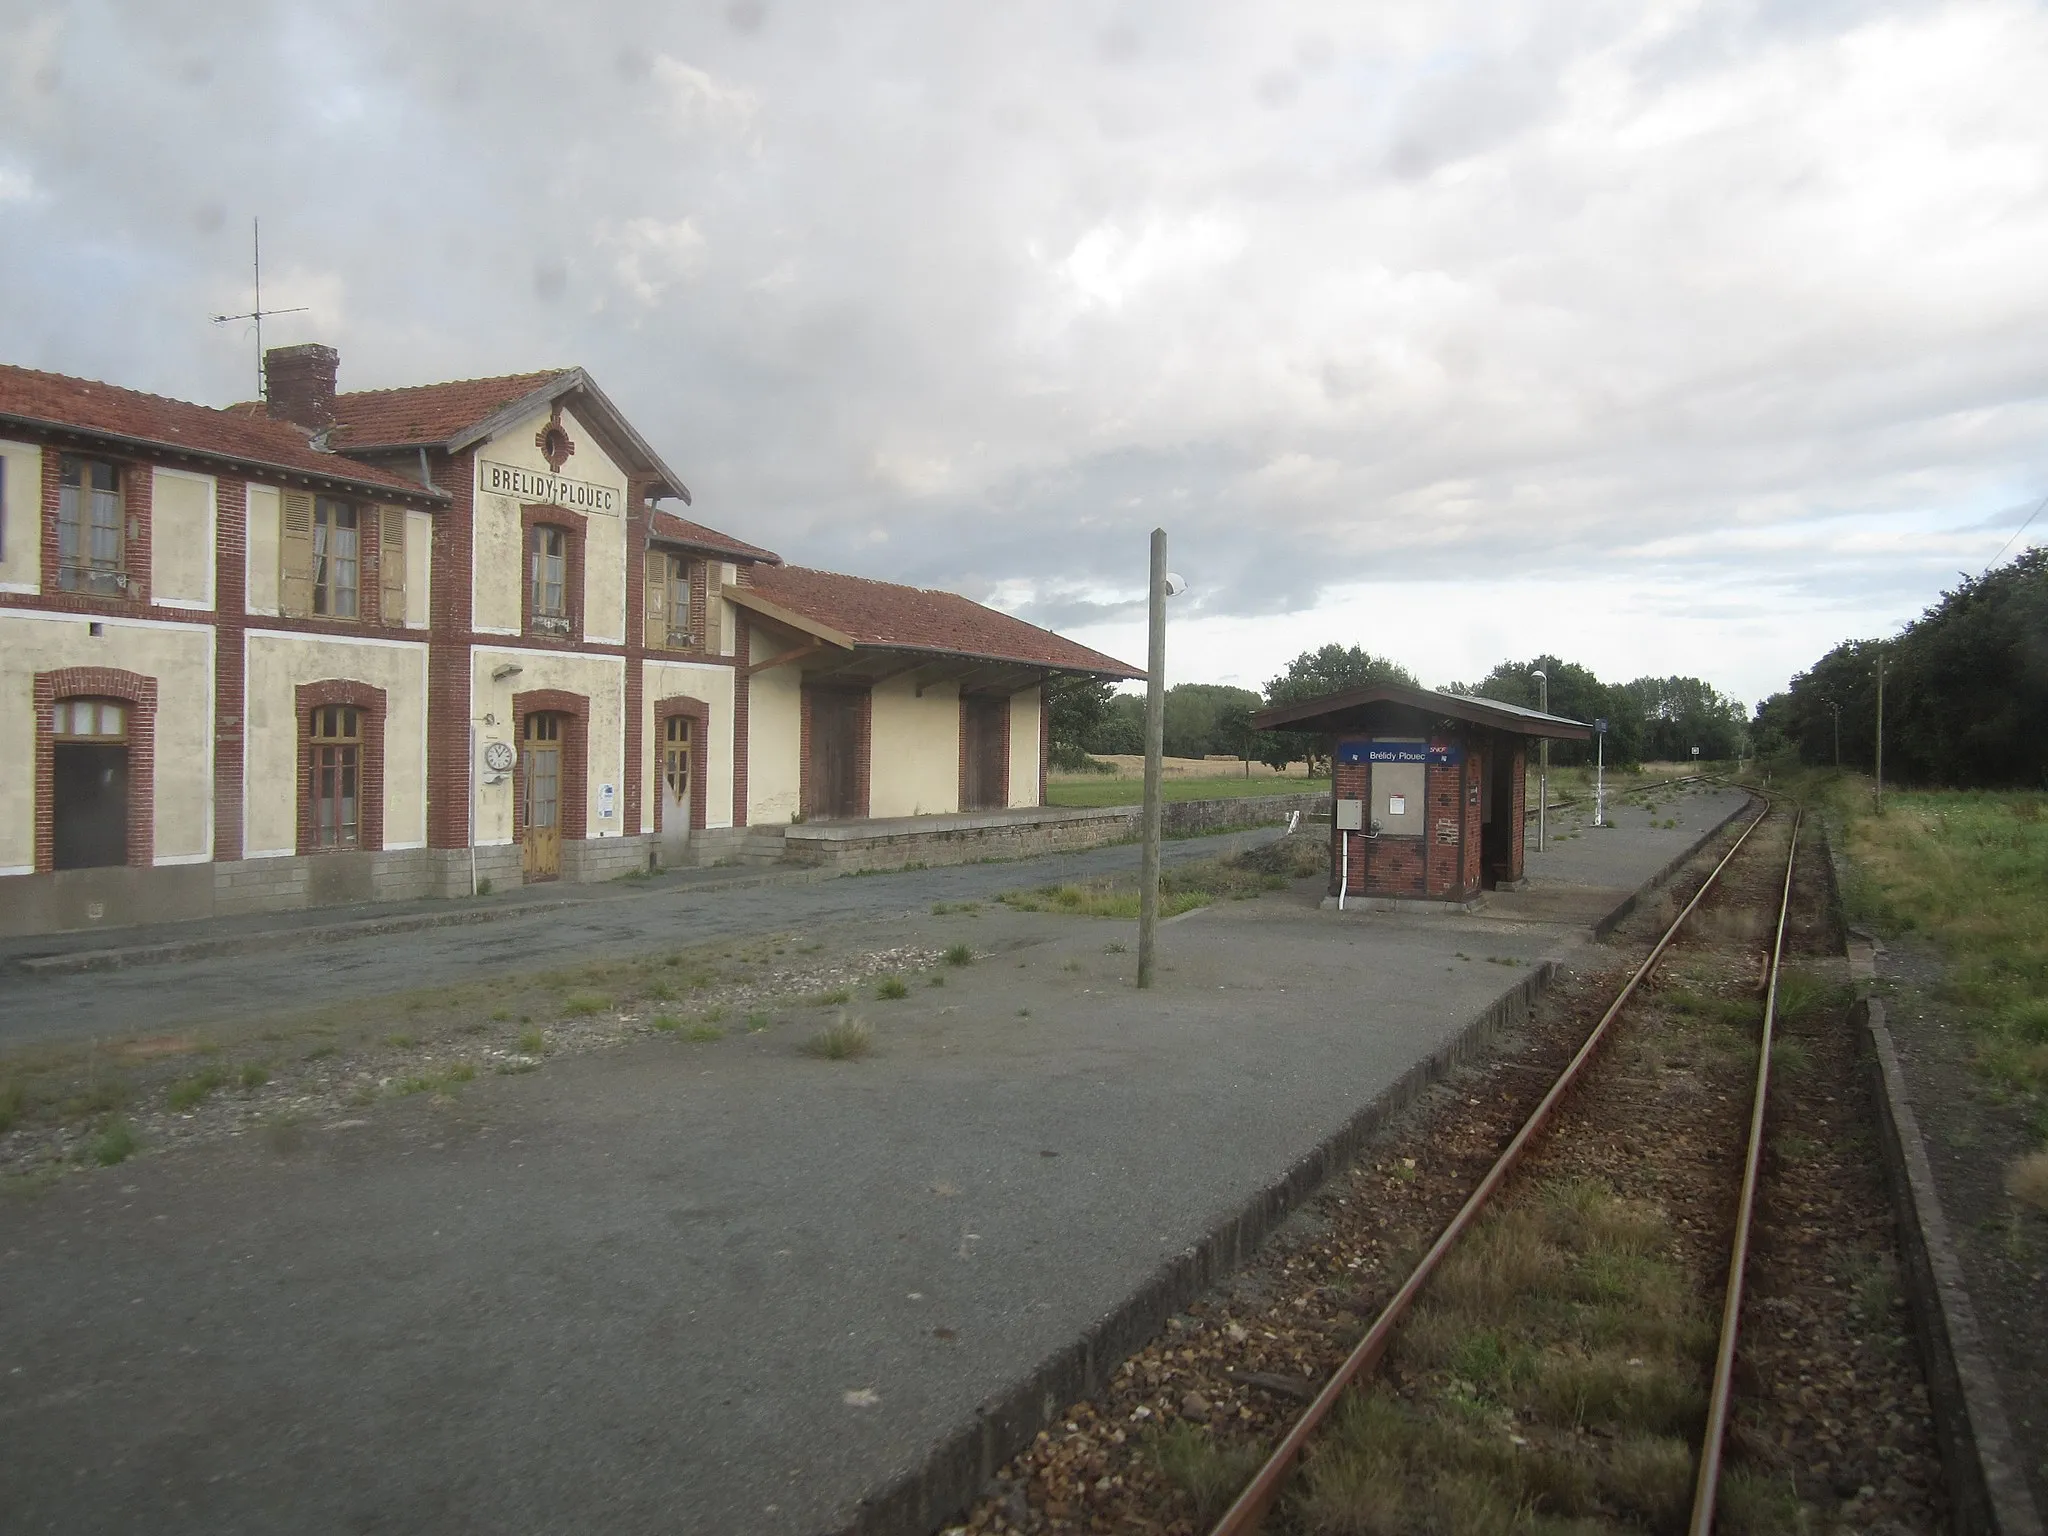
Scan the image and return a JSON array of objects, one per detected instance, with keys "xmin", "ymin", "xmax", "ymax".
[{"xmin": 1137, "ymin": 528, "xmax": 1167, "ymax": 989}]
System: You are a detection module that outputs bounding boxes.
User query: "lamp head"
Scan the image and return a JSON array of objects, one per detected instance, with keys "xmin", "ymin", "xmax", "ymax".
[{"xmin": 1162, "ymin": 572, "xmax": 1188, "ymax": 598}]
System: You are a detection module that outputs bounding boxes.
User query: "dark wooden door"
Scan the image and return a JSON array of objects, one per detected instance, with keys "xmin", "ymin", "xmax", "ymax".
[
  {"xmin": 805, "ymin": 689, "xmax": 862, "ymax": 820},
  {"xmin": 522, "ymin": 713, "xmax": 564, "ymax": 880},
  {"xmin": 53, "ymin": 744, "xmax": 128, "ymax": 870},
  {"xmin": 961, "ymin": 694, "xmax": 1007, "ymax": 811}
]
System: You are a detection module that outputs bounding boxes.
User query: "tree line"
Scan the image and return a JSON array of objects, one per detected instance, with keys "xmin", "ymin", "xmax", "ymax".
[
  {"xmin": 1048, "ymin": 643, "xmax": 1750, "ymax": 774},
  {"xmin": 1752, "ymin": 547, "xmax": 2047, "ymax": 788}
]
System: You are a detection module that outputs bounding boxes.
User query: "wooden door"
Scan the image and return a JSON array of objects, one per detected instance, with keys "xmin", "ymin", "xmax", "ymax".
[
  {"xmin": 522, "ymin": 713, "xmax": 563, "ymax": 880},
  {"xmin": 961, "ymin": 693, "xmax": 1007, "ymax": 811},
  {"xmin": 804, "ymin": 689, "xmax": 862, "ymax": 820},
  {"xmin": 659, "ymin": 714, "xmax": 692, "ymax": 865}
]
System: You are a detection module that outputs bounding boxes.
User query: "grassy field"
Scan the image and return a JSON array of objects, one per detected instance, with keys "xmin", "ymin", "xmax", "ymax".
[
  {"xmin": 1045, "ymin": 774, "xmax": 1330, "ymax": 808},
  {"xmin": 1839, "ymin": 785, "xmax": 2048, "ymax": 1158},
  {"xmin": 1000, "ymin": 833, "xmax": 1326, "ymax": 918}
]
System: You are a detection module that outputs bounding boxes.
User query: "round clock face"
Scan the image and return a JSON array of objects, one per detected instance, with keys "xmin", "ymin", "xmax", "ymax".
[{"xmin": 483, "ymin": 740, "xmax": 515, "ymax": 773}]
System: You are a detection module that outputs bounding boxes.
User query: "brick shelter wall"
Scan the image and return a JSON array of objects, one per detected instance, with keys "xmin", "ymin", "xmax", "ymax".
[
  {"xmin": 1424, "ymin": 758, "xmax": 1463, "ymax": 898},
  {"xmin": 1462, "ymin": 749, "xmax": 1484, "ymax": 892},
  {"xmin": 1509, "ymin": 745, "xmax": 1527, "ymax": 882}
]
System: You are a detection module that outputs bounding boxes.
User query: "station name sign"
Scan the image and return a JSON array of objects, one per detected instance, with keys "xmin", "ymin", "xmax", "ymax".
[
  {"xmin": 479, "ymin": 460, "xmax": 622, "ymax": 514},
  {"xmin": 1337, "ymin": 739, "xmax": 1462, "ymax": 766}
]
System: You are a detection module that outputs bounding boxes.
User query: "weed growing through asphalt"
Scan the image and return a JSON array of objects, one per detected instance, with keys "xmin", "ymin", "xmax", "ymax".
[
  {"xmin": 1000, "ymin": 849, "xmax": 1290, "ymax": 920},
  {"xmin": 489, "ymin": 1008, "xmax": 514, "ymax": 1022},
  {"xmin": 85, "ymin": 1117, "xmax": 137, "ymax": 1167},
  {"xmin": 801, "ymin": 1015, "xmax": 874, "ymax": 1061},
  {"xmin": 811, "ymin": 986, "xmax": 853, "ymax": 1007},
  {"xmin": 166, "ymin": 1067, "xmax": 229, "ymax": 1112},
  {"xmin": 384, "ymin": 1032, "xmax": 415, "ymax": 1048},
  {"xmin": 238, "ymin": 1064, "xmax": 269, "ymax": 1090},
  {"xmin": 745, "ymin": 1011, "xmax": 772, "ymax": 1032},
  {"xmin": 562, "ymin": 994, "xmax": 610, "ymax": 1017},
  {"xmin": 931, "ymin": 900, "xmax": 981, "ymax": 916},
  {"xmin": 943, "ymin": 942, "xmax": 974, "ymax": 966},
  {"xmin": 684, "ymin": 1023, "xmax": 725, "ymax": 1043},
  {"xmin": 517, "ymin": 1030, "xmax": 546, "ymax": 1055},
  {"xmin": 1104, "ymin": 941, "xmax": 1127, "ymax": 954},
  {"xmin": 652, "ymin": 1015, "xmax": 682, "ymax": 1032},
  {"xmin": 875, "ymin": 976, "xmax": 909, "ymax": 1000},
  {"xmin": 927, "ymin": 973, "xmax": 946, "ymax": 987}
]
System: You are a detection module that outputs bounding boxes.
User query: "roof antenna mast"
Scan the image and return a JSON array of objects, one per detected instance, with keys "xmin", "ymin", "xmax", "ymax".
[{"xmin": 210, "ymin": 218, "xmax": 308, "ymax": 401}]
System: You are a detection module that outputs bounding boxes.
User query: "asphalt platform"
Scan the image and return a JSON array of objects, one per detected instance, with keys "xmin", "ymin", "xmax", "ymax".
[{"xmin": 0, "ymin": 785, "xmax": 1748, "ymax": 1534}]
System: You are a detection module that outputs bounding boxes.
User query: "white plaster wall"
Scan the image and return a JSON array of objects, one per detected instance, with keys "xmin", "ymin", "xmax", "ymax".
[
  {"xmin": 471, "ymin": 406, "xmax": 630, "ymax": 642},
  {"xmin": 869, "ymin": 675, "xmax": 961, "ymax": 818},
  {"xmin": 644, "ymin": 661, "xmax": 736, "ymax": 831},
  {"xmin": 714, "ymin": 562, "xmax": 737, "ymax": 656},
  {"xmin": 150, "ymin": 468, "xmax": 215, "ymax": 610},
  {"xmin": 0, "ymin": 613, "xmax": 214, "ymax": 872},
  {"xmin": 1008, "ymin": 686, "xmax": 1042, "ymax": 807},
  {"xmin": 746, "ymin": 629, "xmax": 803, "ymax": 825},
  {"xmin": 245, "ymin": 483, "xmax": 280, "ymax": 615},
  {"xmin": 243, "ymin": 631, "xmax": 431, "ymax": 857},
  {"xmin": 403, "ymin": 510, "xmax": 433, "ymax": 629},
  {"xmin": 0, "ymin": 439, "xmax": 42, "ymax": 594},
  {"xmin": 470, "ymin": 647, "xmax": 626, "ymax": 845}
]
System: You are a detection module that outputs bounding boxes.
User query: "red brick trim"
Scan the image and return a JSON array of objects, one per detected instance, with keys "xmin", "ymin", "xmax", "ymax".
[
  {"xmin": 651, "ymin": 694, "xmax": 711, "ymax": 834},
  {"xmin": 425, "ymin": 449, "xmax": 474, "ymax": 851},
  {"xmin": 213, "ymin": 476, "xmax": 249, "ymax": 860},
  {"xmin": 294, "ymin": 679, "xmax": 387, "ymax": 855},
  {"xmin": 33, "ymin": 667, "xmax": 157, "ymax": 874},
  {"xmin": 519, "ymin": 503, "xmax": 585, "ymax": 647},
  {"xmin": 799, "ymin": 683, "xmax": 871, "ymax": 820},
  {"xmin": 39, "ymin": 447, "xmax": 152, "ymax": 610},
  {"xmin": 511, "ymin": 688, "xmax": 590, "ymax": 844}
]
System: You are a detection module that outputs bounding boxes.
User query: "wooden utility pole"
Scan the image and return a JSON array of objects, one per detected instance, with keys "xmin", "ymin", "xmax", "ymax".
[
  {"xmin": 1874, "ymin": 653, "xmax": 1886, "ymax": 813},
  {"xmin": 1137, "ymin": 529, "xmax": 1168, "ymax": 988}
]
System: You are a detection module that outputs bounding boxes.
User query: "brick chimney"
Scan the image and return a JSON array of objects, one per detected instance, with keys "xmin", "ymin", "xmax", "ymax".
[{"xmin": 264, "ymin": 343, "xmax": 339, "ymax": 431}]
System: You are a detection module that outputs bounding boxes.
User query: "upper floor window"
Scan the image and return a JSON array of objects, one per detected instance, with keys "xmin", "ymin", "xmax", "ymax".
[
  {"xmin": 58, "ymin": 455, "xmax": 126, "ymax": 595},
  {"xmin": 312, "ymin": 497, "xmax": 359, "ymax": 618},
  {"xmin": 530, "ymin": 525, "xmax": 570, "ymax": 636},
  {"xmin": 643, "ymin": 550, "xmax": 696, "ymax": 650}
]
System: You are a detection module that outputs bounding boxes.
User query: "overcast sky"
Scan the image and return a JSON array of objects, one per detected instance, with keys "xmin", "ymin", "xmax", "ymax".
[{"xmin": 5, "ymin": 0, "xmax": 2046, "ymax": 705}]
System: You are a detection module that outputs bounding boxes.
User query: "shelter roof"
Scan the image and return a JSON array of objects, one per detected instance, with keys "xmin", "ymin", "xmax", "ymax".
[
  {"xmin": 0, "ymin": 365, "xmax": 445, "ymax": 505},
  {"xmin": 739, "ymin": 565, "xmax": 1145, "ymax": 679},
  {"xmin": 649, "ymin": 509, "xmax": 780, "ymax": 565},
  {"xmin": 1252, "ymin": 682, "xmax": 1592, "ymax": 740}
]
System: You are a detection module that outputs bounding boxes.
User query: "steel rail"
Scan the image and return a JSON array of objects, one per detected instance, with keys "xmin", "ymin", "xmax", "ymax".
[
  {"xmin": 1688, "ymin": 807, "xmax": 1802, "ymax": 1533},
  {"xmin": 1208, "ymin": 799, "xmax": 1776, "ymax": 1536}
]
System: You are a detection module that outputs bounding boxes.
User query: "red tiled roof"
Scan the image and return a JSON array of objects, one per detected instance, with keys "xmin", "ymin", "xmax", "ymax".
[
  {"xmin": 749, "ymin": 565, "xmax": 1144, "ymax": 678},
  {"xmin": 649, "ymin": 509, "xmax": 780, "ymax": 565},
  {"xmin": 0, "ymin": 365, "xmax": 441, "ymax": 500},
  {"xmin": 325, "ymin": 371, "xmax": 569, "ymax": 449}
]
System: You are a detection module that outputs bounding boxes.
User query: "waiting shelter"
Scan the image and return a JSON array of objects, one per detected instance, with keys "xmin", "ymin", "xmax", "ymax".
[{"xmin": 1250, "ymin": 684, "xmax": 1591, "ymax": 908}]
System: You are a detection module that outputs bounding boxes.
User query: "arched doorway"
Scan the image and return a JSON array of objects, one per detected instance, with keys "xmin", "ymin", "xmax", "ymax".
[
  {"xmin": 52, "ymin": 698, "xmax": 129, "ymax": 870},
  {"xmin": 660, "ymin": 713, "xmax": 693, "ymax": 866},
  {"xmin": 521, "ymin": 712, "xmax": 565, "ymax": 880}
]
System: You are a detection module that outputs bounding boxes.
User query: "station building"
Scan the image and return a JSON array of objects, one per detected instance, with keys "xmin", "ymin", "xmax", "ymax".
[
  {"xmin": 1250, "ymin": 684, "xmax": 1590, "ymax": 908},
  {"xmin": 0, "ymin": 345, "xmax": 1139, "ymax": 937}
]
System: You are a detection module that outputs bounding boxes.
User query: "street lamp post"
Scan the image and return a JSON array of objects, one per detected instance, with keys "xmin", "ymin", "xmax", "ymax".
[
  {"xmin": 1136, "ymin": 531, "xmax": 1184, "ymax": 988},
  {"xmin": 1531, "ymin": 669, "xmax": 1549, "ymax": 853},
  {"xmin": 1874, "ymin": 652, "xmax": 1886, "ymax": 813}
]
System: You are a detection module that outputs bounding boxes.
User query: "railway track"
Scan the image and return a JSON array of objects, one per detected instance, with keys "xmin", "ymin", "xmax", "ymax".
[{"xmin": 1206, "ymin": 799, "xmax": 1804, "ymax": 1535}]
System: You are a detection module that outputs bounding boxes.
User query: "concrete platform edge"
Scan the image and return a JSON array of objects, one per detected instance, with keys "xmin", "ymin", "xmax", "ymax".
[
  {"xmin": 1589, "ymin": 790, "xmax": 1756, "ymax": 941},
  {"xmin": 838, "ymin": 958, "xmax": 1562, "ymax": 1536},
  {"xmin": 1858, "ymin": 989, "xmax": 2045, "ymax": 1536}
]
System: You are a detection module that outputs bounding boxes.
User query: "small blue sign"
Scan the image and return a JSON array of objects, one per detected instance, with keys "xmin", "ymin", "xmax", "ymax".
[
  {"xmin": 1337, "ymin": 739, "xmax": 1462, "ymax": 766},
  {"xmin": 1595, "ymin": 718, "xmax": 1608, "ymax": 734}
]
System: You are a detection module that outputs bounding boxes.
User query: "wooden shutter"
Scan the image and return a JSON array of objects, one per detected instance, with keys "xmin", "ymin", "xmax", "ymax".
[
  {"xmin": 279, "ymin": 491, "xmax": 314, "ymax": 617},
  {"xmin": 644, "ymin": 550, "xmax": 667, "ymax": 649},
  {"xmin": 379, "ymin": 507, "xmax": 407, "ymax": 625}
]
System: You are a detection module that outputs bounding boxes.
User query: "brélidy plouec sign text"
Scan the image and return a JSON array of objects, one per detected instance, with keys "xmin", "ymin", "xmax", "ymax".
[{"xmin": 479, "ymin": 460, "xmax": 621, "ymax": 513}]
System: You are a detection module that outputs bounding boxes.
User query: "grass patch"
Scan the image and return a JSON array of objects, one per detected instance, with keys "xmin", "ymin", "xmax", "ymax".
[
  {"xmin": 516, "ymin": 1030, "xmax": 546, "ymax": 1055},
  {"xmin": 1298, "ymin": 1179, "xmax": 1713, "ymax": 1533},
  {"xmin": 562, "ymin": 993, "xmax": 611, "ymax": 1017},
  {"xmin": 943, "ymin": 942, "xmax": 975, "ymax": 966},
  {"xmin": 801, "ymin": 1016, "xmax": 874, "ymax": 1060},
  {"xmin": 931, "ymin": 900, "xmax": 981, "ymax": 916},
  {"xmin": 810, "ymin": 986, "xmax": 853, "ymax": 1007},
  {"xmin": 1845, "ymin": 788, "xmax": 2048, "ymax": 1134},
  {"xmin": 745, "ymin": 1011, "xmax": 772, "ymax": 1032},
  {"xmin": 1045, "ymin": 774, "xmax": 1330, "ymax": 808},
  {"xmin": 238, "ymin": 1064, "xmax": 270, "ymax": 1090},
  {"xmin": 1150, "ymin": 1421, "xmax": 1264, "ymax": 1524},
  {"xmin": 652, "ymin": 1014, "xmax": 682, "ymax": 1032},
  {"xmin": 1000, "ymin": 848, "xmax": 1293, "ymax": 921},
  {"xmin": 384, "ymin": 1032, "xmax": 416, "ymax": 1048},
  {"xmin": 683, "ymin": 1023, "xmax": 725, "ymax": 1043},
  {"xmin": 875, "ymin": 975, "xmax": 909, "ymax": 1000}
]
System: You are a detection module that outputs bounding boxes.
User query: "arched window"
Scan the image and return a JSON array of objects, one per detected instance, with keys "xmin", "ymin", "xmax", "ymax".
[
  {"xmin": 52, "ymin": 697, "xmax": 129, "ymax": 868},
  {"xmin": 310, "ymin": 704, "xmax": 362, "ymax": 849}
]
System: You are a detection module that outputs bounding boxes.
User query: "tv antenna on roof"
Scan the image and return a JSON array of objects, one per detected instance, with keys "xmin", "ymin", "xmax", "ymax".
[{"xmin": 210, "ymin": 218, "xmax": 307, "ymax": 402}]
